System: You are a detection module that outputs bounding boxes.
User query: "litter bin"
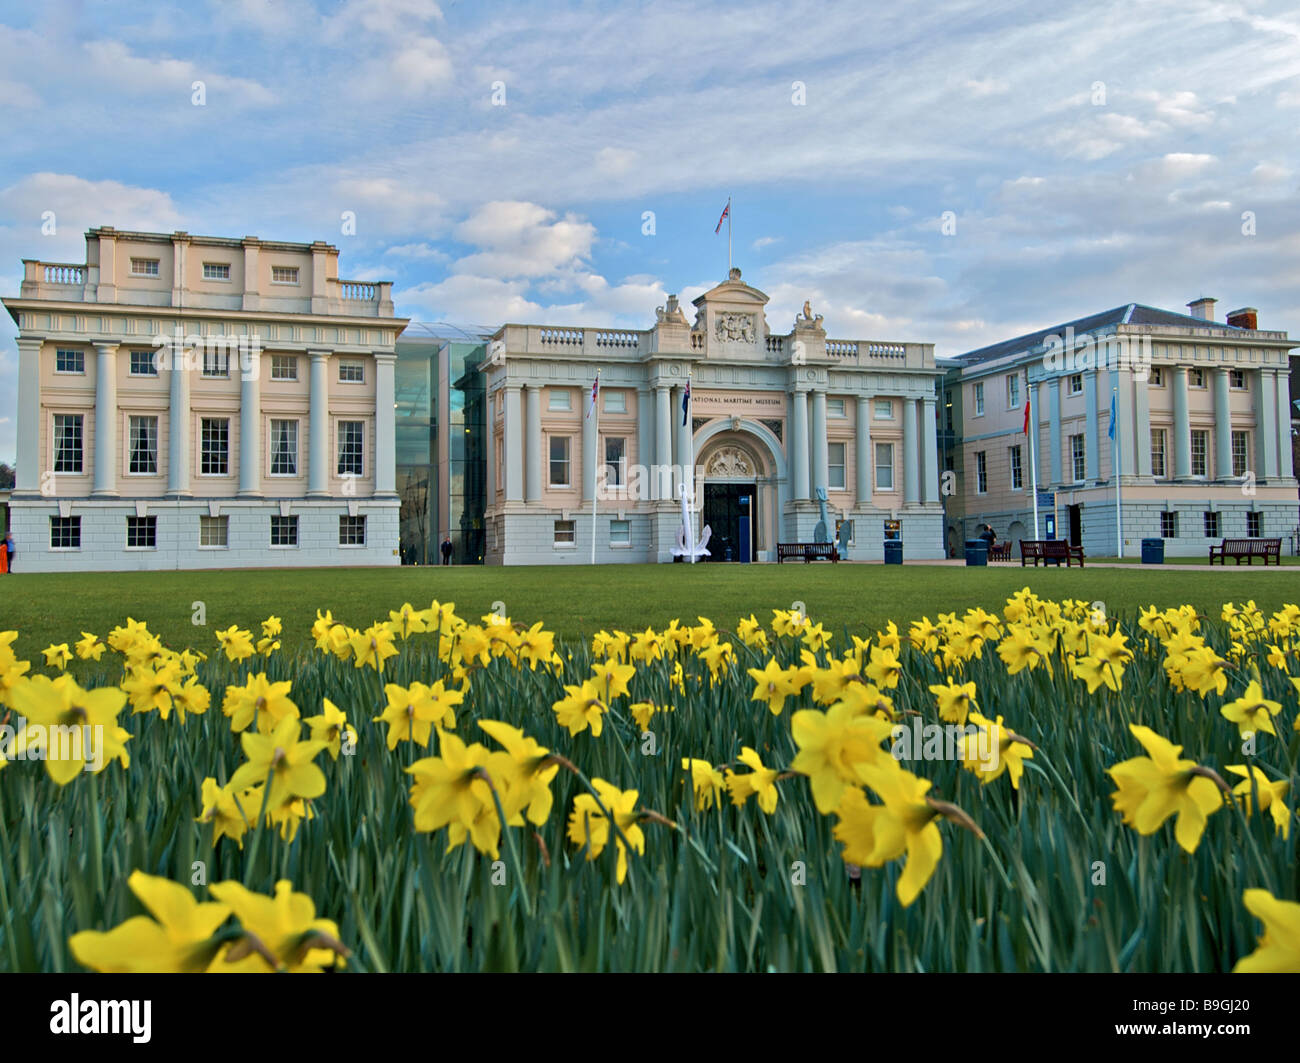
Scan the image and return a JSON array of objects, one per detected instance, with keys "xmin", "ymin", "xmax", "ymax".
[
  {"xmin": 964, "ymin": 539, "xmax": 989, "ymax": 566},
  {"xmin": 1141, "ymin": 538, "xmax": 1164, "ymax": 564},
  {"xmin": 883, "ymin": 540, "xmax": 903, "ymax": 565}
]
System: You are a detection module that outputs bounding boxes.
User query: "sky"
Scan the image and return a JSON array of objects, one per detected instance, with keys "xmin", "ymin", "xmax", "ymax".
[{"xmin": 1, "ymin": 0, "xmax": 1298, "ymax": 464}]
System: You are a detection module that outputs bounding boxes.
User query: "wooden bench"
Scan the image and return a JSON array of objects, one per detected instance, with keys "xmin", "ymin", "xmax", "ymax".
[
  {"xmin": 988, "ymin": 541, "xmax": 1012, "ymax": 562},
  {"xmin": 1020, "ymin": 539, "xmax": 1085, "ymax": 567},
  {"xmin": 777, "ymin": 542, "xmax": 840, "ymax": 563},
  {"xmin": 1209, "ymin": 538, "xmax": 1281, "ymax": 565}
]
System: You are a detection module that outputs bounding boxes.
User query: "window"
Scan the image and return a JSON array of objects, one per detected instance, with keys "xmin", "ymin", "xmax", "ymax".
[
  {"xmin": 50, "ymin": 516, "xmax": 81, "ymax": 549},
  {"xmin": 270, "ymin": 419, "xmax": 299, "ymax": 476},
  {"xmin": 130, "ymin": 257, "xmax": 160, "ymax": 277},
  {"xmin": 270, "ymin": 515, "xmax": 299, "ymax": 547},
  {"xmin": 1160, "ymin": 511, "xmax": 1178, "ymax": 538},
  {"xmin": 554, "ymin": 520, "xmax": 576, "ymax": 546},
  {"xmin": 603, "ymin": 390, "xmax": 626, "ymax": 414},
  {"xmin": 1189, "ymin": 368, "xmax": 1206, "ymax": 387},
  {"xmin": 1229, "ymin": 369, "xmax": 1246, "ymax": 389},
  {"xmin": 1190, "ymin": 430, "xmax": 1208, "ymax": 477},
  {"xmin": 339, "ymin": 360, "xmax": 365, "ymax": 383},
  {"xmin": 1204, "ymin": 511, "xmax": 1220, "ymax": 538},
  {"xmin": 129, "ymin": 349, "xmax": 158, "ymax": 376},
  {"xmin": 271, "ymin": 266, "xmax": 299, "ymax": 284},
  {"xmin": 1247, "ymin": 511, "xmax": 1262, "ymax": 537},
  {"xmin": 610, "ymin": 520, "xmax": 631, "ymax": 546},
  {"xmin": 548, "ymin": 389, "xmax": 571, "ymax": 412},
  {"xmin": 55, "ymin": 348, "xmax": 85, "ymax": 374},
  {"xmin": 1009, "ymin": 445, "xmax": 1023, "ymax": 490},
  {"xmin": 875, "ymin": 442, "xmax": 894, "ymax": 491},
  {"xmin": 199, "ymin": 515, "xmax": 228, "ymax": 548},
  {"xmin": 604, "ymin": 437, "xmax": 626, "ymax": 487},
  {"xmin": 973, "ymin": 383, "xmax": 985, "ymax": 416},
  {"xmin": 828, "ymin": 397, "xmax": 846, "ymax": 418},
  {"xmin": 200, "ymin": 417, "xmax": 229, "ymax": 475},
  {"xmin": 549, "ymin": 436, "xmax": 571, "ymax": 487},
  {"xmin": 128, "ymin": 415, "xmax": 158, "ymax": 475},
  {"xmin": 1070, "ymin": 433, "xmax": 1086, "ymax": 482},
  {"xmin": 337, "ymin": 420, "xmax": 365, "ymax": 476},
  {"xmin": 1232, "ymin": 431, "xmax": 1249, "ymax": 477},
  {"xmin": 1007, "ymin": 374, "xmax": 1020, "ymax": 408},
  {"xmin": 1149, "ymin": 367, "xmax": 1164, "ymax": 386},
  {"xmin": 271, "ymin": 355, "xmax": 298, "ymax": 381},
  {"xmin": 828, "ymin": 442, "xmax": 846, "ymax": 490},
  {"xmin": 1151, "ymin": 429, "xmax": 1167, "ymax": 478},
  {"xmin": 127, "ymin": 516, "xmax": 157, "ymax": 549},
  {"xmin": 873, "ymin": 399, "xmax": 893, "ymax": 420},
  {"xmin": 202, "ymin": 262, "xmax": 231, "ymax": 281},
  {"xmin": 976, "ymin": 451, "xmax": 988, "ymax": 494},
  {"xmin": 339, "ymin": 515, "xmax": 367, "ymax": 546},
  {"xmin": 202, "ymin": 347, "xmax": 229, "ymax": 378},
  {"xmin": 53, "ymin": 414, "xmax": 83, "ymax": 473},
  {"xmin": 1068, "ymin": 374, "xmax": 1083, "ymax": 396}
]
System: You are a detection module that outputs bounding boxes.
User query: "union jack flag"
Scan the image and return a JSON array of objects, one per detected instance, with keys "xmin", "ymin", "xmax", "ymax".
[{"xmin": 715, "ymin": 201, "xmax": 730, "ymax": 233}]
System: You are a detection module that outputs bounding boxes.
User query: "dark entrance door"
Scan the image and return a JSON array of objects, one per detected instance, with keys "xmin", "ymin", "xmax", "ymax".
[
  {"xmin": 1067, "ymin": 504, "xmax": 1082, "ymax": 546},
  {"xmin": 703, "ymin": 482, "xmax": 757, "ymax": 562}
]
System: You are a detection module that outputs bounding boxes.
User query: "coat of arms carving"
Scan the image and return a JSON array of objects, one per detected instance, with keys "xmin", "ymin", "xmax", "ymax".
[
  {"xmin": 713, "ymin": 312, "xmax": 756, "ymax": 343},
  {"xmin": 705, "ymin": 446, "xmax": 753, "ymax": 478}
]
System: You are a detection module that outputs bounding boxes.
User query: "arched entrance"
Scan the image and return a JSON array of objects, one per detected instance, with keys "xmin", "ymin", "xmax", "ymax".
[{"xmin": 694, "ymin": 422, "xmax": 785, "ymax": 562}]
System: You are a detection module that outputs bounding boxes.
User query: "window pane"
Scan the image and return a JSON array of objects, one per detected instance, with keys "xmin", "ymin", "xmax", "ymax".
[
  {"xmin": 129, "ymin": 416, "xmax": 158, "ymax": 474},
  {"xmin": 338, "ymin": 421, "xmax": 365, "ymax": 475}
]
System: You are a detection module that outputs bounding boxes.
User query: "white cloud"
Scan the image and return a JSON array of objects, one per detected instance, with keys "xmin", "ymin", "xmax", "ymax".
[
  {"xmin": 451, "ymin": 201, "xmax": 597, "ymax": 278},
  {"xmin": 964, "ymin": 77, "xmax": 1010, "ymax": 97},
  {"xmin": 82, "ymin": 40, "xmax": 275, "ymax": 107},
  {"xmin": 0, "ymin": 174, "xmax": 184, "ymax": 258}
]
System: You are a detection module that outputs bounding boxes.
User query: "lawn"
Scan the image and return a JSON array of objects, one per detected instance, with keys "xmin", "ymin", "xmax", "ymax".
[{"xmin": 5, "ymin": 562, "xmax": 1300, "ymax": 658}]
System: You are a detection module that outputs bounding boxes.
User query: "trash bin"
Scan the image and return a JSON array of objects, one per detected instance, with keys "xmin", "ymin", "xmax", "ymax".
[
  {"xmin": 1141, "ymin": 538, "xmax": 1164, "ymax": 564},
  {"xmin": 884, "ymin": 540, "xmax": 903, "ymax": 565},
  {"xmin": 964, "ymin": 539, "xmax": 989, "ymax": 566}
]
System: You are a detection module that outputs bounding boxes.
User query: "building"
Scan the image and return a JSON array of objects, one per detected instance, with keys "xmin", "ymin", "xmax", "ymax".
[
  {"xmin": 481, "ymin": 268, "xmax": 947, "ymax": 564},
  {"xmin": 4, "ymin": 227, "xmax": 407, "ymax": 571},
  {"xmin": 394, "ymin": 324, "xmax": 488, "ymax": 565},
  {"xmin": 942, "ymin": 299, "xmax": 1299, "ymax": 557}
]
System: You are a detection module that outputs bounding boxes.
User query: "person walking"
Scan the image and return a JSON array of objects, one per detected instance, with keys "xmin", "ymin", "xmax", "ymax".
[
  {"xmin": 440, "ymin": 537, "xmax": 453, "ymax": 566},
  {"xmin": 2, "ymin": 531, "xmax": 13, "ymax": 573}
]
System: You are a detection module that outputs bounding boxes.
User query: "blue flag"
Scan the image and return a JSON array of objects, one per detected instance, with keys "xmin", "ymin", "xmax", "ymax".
[{"xmin": 1108, "ymin": 392, "xmax": 1117, "ymax": 441}]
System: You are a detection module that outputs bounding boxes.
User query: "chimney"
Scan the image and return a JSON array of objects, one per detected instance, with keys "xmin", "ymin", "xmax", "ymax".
[
  {"xmin": 1226, "ymin": 307, "xmax": 1258, "ymax": 330},
  {"xmin": 1186, "ymin": 297, "xmax": 1217, "ymax": 321}
]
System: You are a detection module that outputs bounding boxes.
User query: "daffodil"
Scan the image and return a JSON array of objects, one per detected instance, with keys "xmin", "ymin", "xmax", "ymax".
[
  {"xmin": 221, "ymin": 672, "xmax": 298, "ymax": 734},
  {"xmin": 724, "ymin": 747, "xmax": 780, "ymax": 813},
  {"xmin": 6, "ymin": 674, "xmax": 131, "ymax": 783},
  {"xmin": 479, "ymin": 719, "xmax": 560, "ymax": 826},
  {"xmin": 196, "ymin": 777, "xmax": 258, "ymax": 848},
  {"xmin": 304, "ymin": 698, "xmax": 357, "ymax": 759},
  {"xmin": 552, "ymin": 679, "xmax": 609, "ymax": 737},
  {"xmin": 74, "ymin": 632, "xmax": 106, "ymax": 662},
  {"xmin": 682, "ymin": 758, "xmax": 726, "ymax": 810},
  {"xmin": 227, "ymin": 715, "xmax": 327, "ymax": 814},
  {"xmin": 960, "ymin": 713, "xmax": 1034, "ymax": 789},
  {"xmin": 1219, "ymin": 680, "xmax": 1282, "ymax": 739},
  {"xmin": 1226, "ymin": 765, "xmax": 1292, "ymax": 838},
  {"xmin": 375, "ymin": 680, "xmax": 464, "ymax": 749},
  {"xmin": 567, "ymin": 778, "xmax": 645, "ymax": 884},
  {"xmin": 350, "ymin": 622, "xmax": 398, "ymax": 673},
  {"xmin": 1107, "ymin": 725, "xmax": 1225, "ymax": 852},
  {"xmin": 929, "ymin": 679, "xmax": 977, "ymax": 725},
  {"xmin": 1232, "ymin": 889, "xmax": 1300, "ymax": 973},
  {"xmin": 209, "ymin": 879, "xmax": 347, "ymax": 972},
  {"xmin": 215, "ymin": 625, "xmax": 255, "ymax": 664},
  {"xmin": 747, "ymin": 657, "xmax": 799, "ymax": 716},
  {"xmin": 406, "ymin": 730, "xmax": 505, "ymax": 856},
  {"xmin": 791, "ymin": 702, "xmax": 896, "ymax": 813},
  {"xmin": 42, "ymin": 643, "xmax": 72, "ymax": 670}
]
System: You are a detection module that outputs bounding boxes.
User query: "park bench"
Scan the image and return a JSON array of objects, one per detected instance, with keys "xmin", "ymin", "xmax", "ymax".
[
  {"xmin": 1209, "ymin": 538, "xmax": 1281, "ymax": 565},
  {"xmin": 777, "ymin": 542, "xmax": 839, "ymax": 563},
  {"xmin": 1019, "ymin": 539, "xmax": 1085, "ymax": 567},
  {"xmin": 988, "ymin": 541, "xmax": 1012, "ymax": 562}
]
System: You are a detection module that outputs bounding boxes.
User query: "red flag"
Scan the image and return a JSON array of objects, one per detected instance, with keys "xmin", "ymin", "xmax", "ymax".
[
  {"xmin": 715, "ymin": 202, "xmax": 730, "ymax": 234},
  {"xmin": 1022, "ymin": 378, "xmax": 1031, "ymax": 434}
]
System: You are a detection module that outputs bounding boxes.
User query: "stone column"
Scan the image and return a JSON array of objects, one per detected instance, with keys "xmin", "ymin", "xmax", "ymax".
[
  {"xmin": 655, "ymin": 385, "xmax": 671, "ymax": 501},
  {"xmin": 238, "ymin": 347, "xmax": 262, "ymax": 497},
  {"xmin": 1134, "ymin": 371, "xmax": 1152, "ymax": 477},
  {"xmin": 308, "ymin": 350, "xmax": 330, "ymax": 497},
  {"xmin": 902, "ymin": 398, "xmax": 919, "ymax": 504},
  {"xmin": 1172, "ymin": 366, "xmax": 1191, "ymax": 478},
  {"xmin": 1275, "ymin": 368, "xmax": 1294, "ymax": 478},
  {"xmin": 1048, "ymin": 378, "xmax": 1062, "ymax": 485},
  {"xmin": 1255, "ymin": 369, "xmax": 1278, "ymax": 478},
  {"xmin": 484, "ymin": 390, "xmax": 496, "ymax": 502},
  {"xmin": 373, "ymin": 352, "xmax": 396, "ymax": 496},
  {"xmin": 14, "ymin": 337, "xmax": 42, "ymax": 495},
  {"xmin": 504, "ymin": 385, "xmax": 523, "ymax": 502},
  {"xmin": 922, "ymin": 396, "xmax": 939, "ymax": 501},
  {"xmin": 92, "ymin": 341, "xmax": 119, "ymax": 497},
  {"xmin": 1084, "ymin": 374, "xmax": 1099, "ymax": 480},
  {"xmin": 1213, "ymin": 367, "xmax": 1232, "ymax": 480},
  {"xmin": 810, "ymin": 389, "xmax": 829, "ymax": 496},
  {"xmin": 166, "ymin": 341, "xmax": 191, "ymax": 497},
  {"xmin": 790, "ymin": 389, "xmax": 809, "ymax": 500},
  {"xmin": 1113, "ymin": 370, "xmax": 1136, "ymax": 476},
  {"xmin": 855, "ymin": 396, "xmax": 871, "ymax": 505},
  {"xmin": 525, "ymin": 384, "xmax": 542, "ymax": 501}
]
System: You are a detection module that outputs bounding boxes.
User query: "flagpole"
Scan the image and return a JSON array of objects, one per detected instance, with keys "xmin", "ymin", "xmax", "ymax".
[
  {"xmin": 686, "ymin": 372, "xmax": 697, "ymax": 563},
  {"xmin": 591, "ymin": 370, "xmax": 600, "ymax": 565},
  {"xmin": 727, "ymin": 196, "xmax": 732, "ymax": 272},
  {"xmin": 1113, "ymin": 383, "xmax": 1123, "ymax": 559},
  {"xmin": 1028, "ymin": 371, "xmax": 1039, "ymax": 538}
]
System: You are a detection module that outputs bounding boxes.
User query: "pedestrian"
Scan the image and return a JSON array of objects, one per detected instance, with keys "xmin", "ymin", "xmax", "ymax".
[
  {"xmin": 980, "ymin": 524, "xmax": 996, "ymax": 548},
  {"xmin": 2, "ymin": 530, "xmax": 13, "ymax": 573},
  {"xmin": 440, "ymin": 537, "xmax": 453, "ymax": 566}
]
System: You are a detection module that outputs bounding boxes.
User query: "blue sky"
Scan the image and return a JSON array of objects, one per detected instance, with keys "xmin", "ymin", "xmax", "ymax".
[{"xmin": 2, "ymin": 0, "xmax": 1299, "ymax": 464}]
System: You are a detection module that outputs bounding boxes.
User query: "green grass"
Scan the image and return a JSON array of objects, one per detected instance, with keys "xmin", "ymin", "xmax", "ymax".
[{"xmin": 6, "ymin": 564, "xmax": 1300, "ymax": 659}]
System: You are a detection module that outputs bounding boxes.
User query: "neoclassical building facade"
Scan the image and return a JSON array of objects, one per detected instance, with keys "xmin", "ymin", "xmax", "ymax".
[
  {"xmin": 4, "ymin": 227, "xmax": 406, "ymax": 571},
  {"xmin": 481, "ymin": 268, "xmax": 946, "ymax": 564}
]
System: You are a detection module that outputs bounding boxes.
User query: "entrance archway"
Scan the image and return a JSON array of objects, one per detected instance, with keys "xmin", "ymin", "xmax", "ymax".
[{"xmin": 693, "ymin": 423, "xmax": 785, "ymax": 561}]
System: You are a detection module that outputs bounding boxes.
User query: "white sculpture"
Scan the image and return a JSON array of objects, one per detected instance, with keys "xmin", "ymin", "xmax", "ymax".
[{"xmin": 671, "ymin": 482, "xmax": 711, "ymax": 562}]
